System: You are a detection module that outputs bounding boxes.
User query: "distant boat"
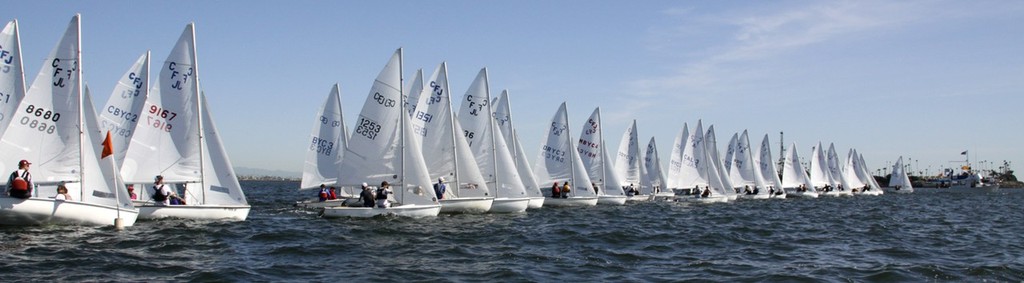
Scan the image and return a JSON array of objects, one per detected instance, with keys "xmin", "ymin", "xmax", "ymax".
[
  {"xmin": 456, "ymin": 69, "xmax": 529, "ymax": 213},
  {"xmin": 614, "ymin": 120, "xmax": 650, "ymax": 202},
  {"xmin": 704, "ymin": 125, "xmax": 737, "ymax": 201},
  {"xmin": 0, "ymin": 19, "xmax": 26, "ymax": 139},
  {"xmin": 323, "ymin": 49, "xmax": 441, "ymax": 218},
  {"xmin": 534, "ymin": 102, "xmax": 598, "ymax": 207},
  {"xmin": 754, "ymin": 134, "xmax": 786, "ymax": 199},
  {"xmin": 122, "ymin": 23, "xmax": 250, "ymax": 220},
  {"xmin": 674, "ymin": 120, "xmax": 728, "ymax": 203},
  {"xmin": 642, "ymin": 136, "xmax": 672, "ymax": 200},
  {"xmin": 410, "ymin": 63, "xmax": 493, "ymax": 214},
  {"xmin": 576, "ymin": 108, "xmax": 626, "ymax": 205},
  {"xmin": 857, "ymin": 153, "xmax": 885, "ymax": 194},
  {"xmin": 937, "ymin": 153, "xmax": 998, "ymax": 192},
  {"xmin": 493, "ymin": 90, "xmax": 545, "ymax": 208},
  {"xmin": 295, "ymin": 84, "xmax": 350, "ymax": 209},
  {"xmin": 0, "ymin": 15, "xmax": 137, "ymax": 226},
  {"xmin": 731, "ymin": 130, "xmax": 770, "ymax": 199},
  {"xmin": 847, "ymin": 149, "xmax": 882, "ymax": 196},
  {"xmin": 809, "ymin": 142, "xmax": 840, "ymax": 196},
  {"xmin": 885, "ymin": 156, "xmax": 914, "ymax": 193},
  {"xmin": 825, "ymin": 143, "xmax": 854, "ymax": 196},
  {"xmin": 781, "ymin": 142, "xmax": 818, "ymax": 198}
]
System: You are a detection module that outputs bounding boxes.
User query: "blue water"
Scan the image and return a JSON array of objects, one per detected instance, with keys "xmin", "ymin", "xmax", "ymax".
[{"xmin": 1, "ymin": 181, "xmax": 1022, "ymax": 281}]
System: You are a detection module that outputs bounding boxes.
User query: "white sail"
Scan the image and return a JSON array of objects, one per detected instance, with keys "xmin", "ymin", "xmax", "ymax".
[
  {"xmin": 0, "ymin": 20, "xmax": 26, "ymax": 138},
  {"xmin": 121, "ymin": 24, "xmax": 202, "ymax": 184},
  {"xmin": 666, "ymin": 123, "xmax": 688, "ymax": 190},
  {"xmin": 677, "ymin": 120, "xmax": 708, "ymax": 189},
  {"xmin": 642, "ymin": 137, "xmax": 667, "ymax": 195},
  {"xmin": 337, "ymin": 49, "xmax": 437, "ymax": 206},
  {"xmin": 888, "ymin": 156, "xmax": 913, "ymax": 190},
  {"xmin": 782, "ymin": 142, "xmax": 812, "ymax": 189},
  {"xmin": 614, "ymin": 120, "xmax": 641, "ymax": 187},
  {"xmin": 493, "ymin": 90, "xmax": 543, "ymax": 199},
  {"xmin": 0, "ymin": 15, "xmax": 137, "ymax": 226},
  {"xmin": 826, "ymin": 143, "xmax": 852, "ymax": 190},
  {"xmin": 808, "ymin": 142, "xmax": 832, "ymax": 188},
  {"xmin": 756, "ymin": 134, "xmax": 784, "ymax": 190},
  {"xmin": 490, "ymin": 122, "xmax": 529, "ymax": 199},
  {"xmin": 723, "ymin": 133, "xmax": 737, "ymax": 176},
  {"xmin": 456, "ymin": 69, "xmax": 497, "ymax": 193},
  {"xmin": 99, "ymin": 52, "xmax": 149, "ymax": 168},
  {"xmin": 197, "ymin": 93, "xmax": 248, "ymax": 206},
  {"xmin": 534, "ymin": 102, "xmax": 596, "ymax": 197},
  {"xmin": 577, "ymin": 108, "xmax": 625, "ymax": 196},
  {"xmin": 858, "ymin": 153, "xmax": 883, "ymax": 190},
  {"xmin": 703, "ymin": 126, "xmax": 731, "ymax": 196},
  {"xmin": 729, "ymin": 130, "xmax": 758, "ymax": 189},
  {"xmin": 300, "ymin": 84, "xmax": 347, "ymax": 190},
  {"xmin": 404, "ymin": 69, "xmax": 423, "ymax": 118},
  {"xmin": 706, "ymin": 125, "xmax": 736, "ymax": 197},
  {"xmin": 411, "ymin": 63, "xmax": 489, "ymax": 199},
  {"xmin": 843, "ymin": 149, "xmax": 866, "ymax": 189}
]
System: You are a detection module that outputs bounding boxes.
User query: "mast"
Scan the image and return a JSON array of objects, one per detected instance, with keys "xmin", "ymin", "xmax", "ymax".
[
  {"xmin": 778, "ymin": 131, "xmax": 785, "ymax": 176},
  {"xmin": 190, "ymin": 23, "xmax": 207, "ymax": 204},
  {"xmin": 76, "ymin": 15, "xmax": 84, "ymax": 201},
  {"xmin": 443, "ymin": 63, "xmax": 461, "ymax": 198},
  {"xmin": 598, "ymin": 108, "xmax": 607, "ymax": 196},
  {"xmin": 563, "ymin": 103, "xmax": 575, "ymax": 197},
  {"xmin": 482, "ymin": 69, "xmax": 499, "ymax": 198},
  {"xmin": 398, "ymin": 48, "xmax": 405, "ymax": 201}
]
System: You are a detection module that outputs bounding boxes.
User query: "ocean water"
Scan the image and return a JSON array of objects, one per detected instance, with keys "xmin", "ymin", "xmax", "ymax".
[{"xmin": 1, "ymin": 181, "xmax": 1023, "ymax": 282}]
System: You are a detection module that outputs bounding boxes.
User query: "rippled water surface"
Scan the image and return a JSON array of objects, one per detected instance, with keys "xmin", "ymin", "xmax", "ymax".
[{"xmin": 2, "ymin": 181, "xmax": 1023, "ymax": 281}]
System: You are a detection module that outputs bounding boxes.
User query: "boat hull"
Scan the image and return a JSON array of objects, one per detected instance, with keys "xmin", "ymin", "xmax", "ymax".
[
  {"xmin": 527, "ymin": 197, "xmax": 545, "ymax": 209},
  {"xmin": 544, "ymin": 196, "xmax": 598, "ymax": 207},
  {"xmin": 294, "ymin": 198, "xmax": 356, "ymax": 209},
  {"xmin": 489, "ymin": 197, "xmax": 529, "ymax": 213},
  {"xmin": 882, "ymin": 187, "xmax": 914, "ymax": 194},
  {"xmin": 138, "ymin": 204, "xmax": 250, "ymax": 221},
  {"xmin": 597, "ymin": 195, "xmax": 627, "ymax": 205},
  {"xmin": 676, "ymin": 195, "xmax": 728, "ymax": 203},
  {"xmin": 0, "ymin": 197, "xmax": 139, "ymax": 227},
  {"xmin": 625, "ymin": 194, "xmax": 652, "ymax": 202},
  {"xmin": 738, "ymin": 193, "xmax": 771, "ymax": 199},
  {"xmin": 440, "ymin": 197, "xmax": 494, "ymax": 214},
  {"xmin": 785, "ymin": 190, "xmax": 819, "ymax": 198},
  {"xmin": 322, "ymin": 204, "xmax": 441, "ymax": 218}
]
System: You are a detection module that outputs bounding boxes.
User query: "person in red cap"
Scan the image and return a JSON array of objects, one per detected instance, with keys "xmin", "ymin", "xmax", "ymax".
[{"xmin": 7, "ymin": 160, "xmax": 33, "ymax": 199}]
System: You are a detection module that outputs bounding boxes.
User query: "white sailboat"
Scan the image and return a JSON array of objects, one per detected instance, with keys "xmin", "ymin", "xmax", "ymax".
[
  {"xmin": 826, "ymin": 143, "xmax": 854, "ymax": 196},
  {"xmin": 732, "ymin": 131, "xmax": 769, "ymax": 199},
  {"xmin": 457, "ymin": 69, "xmax": 529, "ymax": 213},
  {"xmin": 642, "ymin": 137, "xmax": 672, "ymax": 200},
  {"xmin": 754, "ymin": 134, "xmax": 786, "ymax": 199},
  {"xmin": 493, "ymin": 90, "xmax": 544, "ymax": 208},
  {"xmin": 674, "ymin": 120, "xmax": 727, "ymax": 203},
  {"xmin": 576, "ymin": 108, "xmax": 626, "ymax": 205},
  {"xmin": 323, "ymin": 49, "xmax": 441, "ymax": 218},
  {"xmin": 614, "ymin": 120, "xmax": 650, "ymax": 201},
  {"xmin": 666, "ymin": 123, "xmax": 688, "ymax": 193},
  {"xmin": 809, "ymin": 142, "xmax": 839, "ymax": 196},
  {"xmin": 121, "ymin": 23, "xmax": 250, "ymax": 220},
  {"xmin": 0, "ymin": 19, "xmax": 26, "ymax": 138},
  {"xmin": 534, "ymin": 102, "xmax": 598, "ymax": 207},
  {"xmin": 410, "ymin": 63, "xmax": 493, "ymax": 213},
  {"xmin": 856, "ymin": 152, "xmax": 885, "ymax": 195},
  {"xmin": 0, "ymin": 15, "xmax": 138, "ymax": 226},
  {"xmin": 706, "ymin": 125, "xmax": 737, "ymax": 201},
  {"xmin": 885, "ymin": 156, "xmax": 914, "ymax": 193},
  {"xmin": 295, "ymin": 84, "xmax": 350, "ymax": 208},
  {"xmin": 781, "ymin": 142, "xmax": 818, "ymax": 198}
]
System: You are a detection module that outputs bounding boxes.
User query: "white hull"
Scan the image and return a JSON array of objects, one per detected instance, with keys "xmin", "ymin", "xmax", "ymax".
[
  {"xmin": 944, "ymin": 184, "xmax": 999, "ymax": 192},
  {"xmin": 439, "ymin": 197, "xmax": 494, "ymax": 214},
  {"xmin": 625, "ymin": 194, "xmax": 652, "ymax": 202},
  {"xmin": 0, "ymin": 197, "xmax": 138, "ymax": 227},
  {"xmin": 738, "ymin": 193, "xmax": 771, "ymax": 199},
  {"xmin": 769, "ymin": 192, "xmax": 787, "ymax": 199},
  {"xmin": 544, "ymin": 196, "xmax": 598, "ymax": 207},
  {"xmin": 820, "ymin": 190, "xmax": 853, "ymax": 197},
  {"xmin": 597, "ymin": 195, "xmax": 627, "ymax": 205},
  {"xmin": 138, "ymin": 204, "xmax": 250, "ymax": 221},
  {"xmin": 785, "ymin": 190, "xmax": 819, "ymax": 198},
  {"xmin": 322, "ymin": 204, "xmax": 441, "ymax": 218},
  {"xmin": 527, "ymin": 197, "xmax": 545, "ymax": 209},
  {"xmin": 676, "ymin": 195, "xmax": 728, "ymax": 203},
  {"xmin": 882, "ymin": 187, "xmax": 914, "ymax": 194},
  {"xmin": 489, "ymin": 197, "xmax": 530, "ymax": 213},
  {"xmin": 294, "ymin": 198, "xmax": 356, "ymax": 209},
  {"xmin": 855, "ymin": 190, "xmax": 884, "ymax": 196}
]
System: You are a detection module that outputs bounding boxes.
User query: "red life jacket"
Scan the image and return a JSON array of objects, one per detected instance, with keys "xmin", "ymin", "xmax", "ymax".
[{"xmin": 9, "ymin": 171, "xmax": 28, "ymax": 191}]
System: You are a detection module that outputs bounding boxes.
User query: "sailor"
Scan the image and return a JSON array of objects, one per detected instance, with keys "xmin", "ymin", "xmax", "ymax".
[
  {"xmin": 433, "ymin": 177, "xmax": 447, "ymax": 200},
  {"xmin": 551, "ymin": 182, "xmax": 561, "ymax": 198},
  {"xmin": 152, "ymin": 175, "xmax": 171, "ymax": 206},
  {"xmin": 376, "ymin": 181, "xmax": 392, "ymax": 208},
  {"xmin": 7, "ymin": 160, "xmax": 33, "ymax": 199},
  {"xmin": 561, "ymin": 182, "xmax": 571, "ymax": 198},
  {"xmin": 318, "ymin": 184, "xmax": 329, "ymax": 202},
  {"xmin": 359, "ymin": 183, "xmax": 374, "ymax": 207}
]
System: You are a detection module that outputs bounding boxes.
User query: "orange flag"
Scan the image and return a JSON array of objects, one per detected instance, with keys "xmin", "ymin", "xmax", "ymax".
[{"xmin": 101, "ymin": 131, "xmax": 113, "ymax": 159}]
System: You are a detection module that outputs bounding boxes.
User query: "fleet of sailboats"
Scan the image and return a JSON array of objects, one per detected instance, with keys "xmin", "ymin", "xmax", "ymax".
[{"xmin": 0, "ymin": 15, "xmax": 928, "ymax": 227}]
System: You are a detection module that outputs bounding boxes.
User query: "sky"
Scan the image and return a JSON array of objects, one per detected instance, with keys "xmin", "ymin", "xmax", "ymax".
[{"xmin": 3, "ymin": 1, "xmax": 1023, "ymax": 177}]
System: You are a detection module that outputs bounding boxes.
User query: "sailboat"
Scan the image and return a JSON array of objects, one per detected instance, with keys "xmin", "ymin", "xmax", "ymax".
[
  {"xmin": 0, "ymin": 19, "xmax": 26, "ymax": 138},
  {"xmin": 705, "ymin": 125, "xmax": 737, "ymax": 201},
  {"xmin": 534, "ymin": 103, "xmax": 599, "ymax": 207},
  {"xmin": 576, "ymin": 108, "xmax": 626, "ymax": 205},
  {"xmin": 0, "ymin": 15, "xmax": 138, "ymax": 226},
  {"xmin": 674, "ymin": 120, "xmax": 727, "ymax": 203},
  {"xmin": 614, "ymin": 120, "xmax": 650, "ymax": 201},
  {"xmin": 642, "ymin": 137, "xmax": 672, "ymax": 200},
  {"xmin": 754, "ymin": 134, "xmax": 786, "ymax": 199},
  {"xmin": 493, "ymin": 90, "xmax": 544, "ymax": 208},
  {"xmin": 885, "ymin": 156, "xmax": 914, "ymax": 193},
  {"xmin": 296, "ymin": 84, "xmax": 350, "ymax": 208},
  {"xmin": 121, "ymin": 23, "xmax": 250, "ymax": 220},
  {"xmin": 825, "ymin": 143, "xmax": 854, "ymax": 196},
  {"xmin": 856, "ymin": 152, "xmax": 885, "ymax": 195},
  {"xmin": 457, "ymin": 69, "xmax": 530, "ymax": 213},
  {"xmin": 731, "ymin": 130, "xmax": 769, "ymax": 199},
  {"xmin": 666, "ymin": 123, "xmax": 688, "ymax": 194},
  {"xmin": 781, "ymin": 142, "xmax": 818, "ymax": 198},
  {"xmin": 410, "ymin": 63, "xmax": 493, "ymax": 213},
  {"xmin": 323, "ymin": 49, "xmax": 441, "ymax": 218}
]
